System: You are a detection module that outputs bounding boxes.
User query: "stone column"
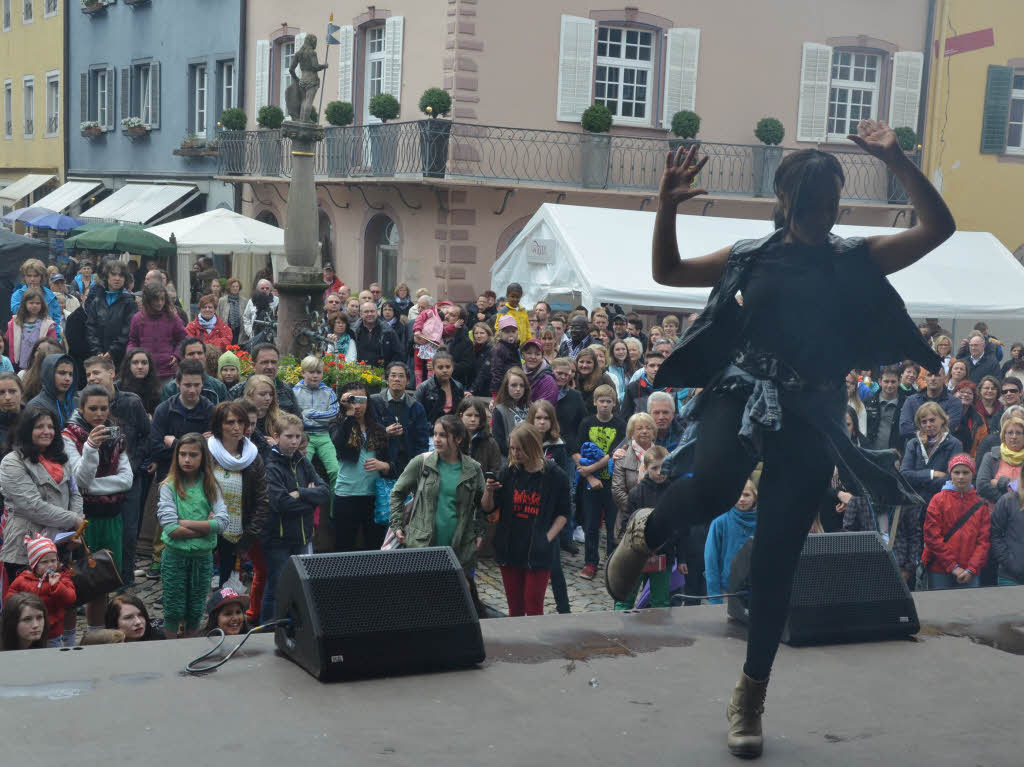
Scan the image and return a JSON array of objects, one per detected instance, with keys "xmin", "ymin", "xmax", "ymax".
[{"xmin": 277, "ymin": 119, "xmax": 326, "ymax": 359}]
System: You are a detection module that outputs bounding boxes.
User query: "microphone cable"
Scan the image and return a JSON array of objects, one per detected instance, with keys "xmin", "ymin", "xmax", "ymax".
[{"xmin": 184, "ymin": 618, "xmax": 292, "ymax": 676}]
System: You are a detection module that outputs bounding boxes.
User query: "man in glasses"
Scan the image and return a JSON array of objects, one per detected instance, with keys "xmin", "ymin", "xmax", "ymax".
[{"xmin": 1001, "ymin": 377, "xmax": 1022, "ymax": 408}]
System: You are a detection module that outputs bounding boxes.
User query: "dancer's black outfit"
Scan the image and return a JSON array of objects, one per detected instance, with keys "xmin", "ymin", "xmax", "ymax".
[{"xmin": 646, "ymin": 230, "xmax": 940, "ymax": 681}]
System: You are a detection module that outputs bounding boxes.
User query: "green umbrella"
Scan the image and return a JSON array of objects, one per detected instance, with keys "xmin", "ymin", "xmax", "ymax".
[
  {"xmin": 66, "ymin": 220, "xmax": 117, "ymax": 238},
  {"xmin": 63, "ymin": 224, "xmax": 176, "ymax": 259}
]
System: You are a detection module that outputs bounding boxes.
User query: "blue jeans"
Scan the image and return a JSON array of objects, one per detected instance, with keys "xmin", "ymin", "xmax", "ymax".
[
  {"xmin": 927, "ymin": 571, "xmax": 980, "ymax": 590},
  {"xmin": 581, "ymin": 482, "xmax": 616, "ymax": 567},
  {"xmin": 260, "ymin": 541, "xmax": 312, "ymax": 622}
]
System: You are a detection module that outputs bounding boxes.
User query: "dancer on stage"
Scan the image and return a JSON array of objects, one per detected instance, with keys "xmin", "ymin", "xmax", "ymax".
[{"xmin": 605, "ymin": 120, "xmax": 955, "ymax": 759}]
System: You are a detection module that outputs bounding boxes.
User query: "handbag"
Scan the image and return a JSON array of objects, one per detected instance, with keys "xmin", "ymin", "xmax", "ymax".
[
  {"xmin": 374, "ymin": 478, "xmax": 398, "ymax": 525},
  {"xmin": 69, "ymin": 520, "xmax": 123, "ymax": 605},
  {"xmin": 381, "ymin": 468, "xmax": 428, "ymax": 551}
]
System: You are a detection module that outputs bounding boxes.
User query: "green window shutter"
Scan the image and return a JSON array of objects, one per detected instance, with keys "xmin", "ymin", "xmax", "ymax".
[{"xmin": 980, "ymin": 64, "xmax": 1012, "ymax": 155}]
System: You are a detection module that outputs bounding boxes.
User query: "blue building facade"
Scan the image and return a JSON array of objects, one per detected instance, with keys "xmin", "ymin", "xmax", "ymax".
[{"xmin": 67, "ymin": 0, "xmax": 243, "ymax": 221}]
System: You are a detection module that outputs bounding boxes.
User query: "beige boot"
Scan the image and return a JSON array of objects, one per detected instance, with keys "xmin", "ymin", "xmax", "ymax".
[
  {"xmin": 604, "ymin": 508, "xmax": 654, "ymax": 602},
  {"xmin": 726, "ymin": 672, "xmax": 769, "ymax": 758}
]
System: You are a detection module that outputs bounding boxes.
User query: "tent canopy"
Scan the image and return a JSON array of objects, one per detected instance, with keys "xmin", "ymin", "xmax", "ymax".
[
  {"xmin": 491, "ymin": 204, "xmax": 1024, "ymax": 319},
  {"xmin": 145, "ymin": 208, "xmax": 284, "ymax": 254},
  {"xmin": 82, "ymin": 183, "xmax": 198, "ymax": 225}
]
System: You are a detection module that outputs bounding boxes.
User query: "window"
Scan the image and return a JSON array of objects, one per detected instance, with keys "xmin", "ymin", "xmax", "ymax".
[
  {"xmin": 192, "ymin": 63, "xmax": 207, "ymax": 134},
  {"xmin": 3, "ymin": 0, "xmax": 10, "ymax": 31},
  {"xmin": 221, "ymin": 60, "xmax": 234, "ymax": 110},
  {"xmin": 1007, "ymin": 72, "xmax": 1024, "ymax": 154},
  {"xmin": 3, "ymin": 80, "xmax": 11, "ymax": 138},
  {"xmin": 134, "ymin": 63, "xmax": 151, "ymax": 124},
  {"xmin": 43, "ymin": 0, "xmax": 55, "ymax": 16},
  {"xmin": 594, "ymin": 26, "xmax": 653, "ymax": 122},
  {"xmin": 94, "ymin": 68, "xmax": 108, "ymax": 126},
  {"xmin": 827, "ymin": 51, "xmax": 880, "ymax": 139},
  {"xmin": 278, "ymin": 41, "xmax": 293, "ymax": 109},
  {"xmin": 45, "ymin": 72, "xmax": 57, "ymax": 135},
  {"xmin": 22, "ymin": 76, "xmax": 33, "ymax": 136},
  {"xmin": 21, "ymin": 0, "xmax": 30, "ymax": 24},
  {"xmin": 362, "ymin": 26, "xmax": 385, "ymax": 123}
]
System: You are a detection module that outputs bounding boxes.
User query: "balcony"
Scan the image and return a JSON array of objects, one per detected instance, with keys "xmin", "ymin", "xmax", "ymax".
[
  {"xmin": 218, "ymin": 121, "xmax": 918, "ymax": 205},
  {"xmin": 46, "ymin": 115, "xmax": 57, "ymax": 134},
  {"xmin": 23, "ymin": 118, "xmax": 33, "ymax": 136}
]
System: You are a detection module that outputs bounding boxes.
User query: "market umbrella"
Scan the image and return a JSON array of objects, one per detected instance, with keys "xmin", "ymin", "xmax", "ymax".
[
  {"xmin": 2, "ymin": 206, "xmax": 56, "ymax": 225},
  {"xmin": 0, "ymin": 229, "xmax": 47, "ymax": 329},
  {"xmin": 25, "ymin": 211, "xmax": 83, "ymax": 231},
  {"xmin": 63, "ymin": 224, "xmax": 175, "ymax": 258},
  {"xmin": 66, "ymin": 220, "xmax": 117, "ymax": 238}
]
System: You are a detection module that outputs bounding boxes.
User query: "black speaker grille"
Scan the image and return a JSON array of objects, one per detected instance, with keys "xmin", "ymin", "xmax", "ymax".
[
  {"xmin": 790, "ymin": 533, "xmax": 907, "ymax": 607},
  {"xmin": 296, "ymin": 549, "xmax": 476, "ymax": 636}
]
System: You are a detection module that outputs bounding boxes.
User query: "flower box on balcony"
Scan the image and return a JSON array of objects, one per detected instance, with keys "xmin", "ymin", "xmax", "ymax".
[
  {"xmin": 174, "ymin": 144, "xmax": 218, "ymax": 158},
  {"xmin": 123, "ymin": 0, "xmax": 150, "ymax": 5},
  {"xmin": 80, "ymin": 0, "xmax": 107, "ymax": 15},
  {"xmin": 124, "ymin": 125, "xmax": 150, "ymax": 138},
  {"xmin": 81, "ymin": 123, "xmax": 104, "ymax": 138}
]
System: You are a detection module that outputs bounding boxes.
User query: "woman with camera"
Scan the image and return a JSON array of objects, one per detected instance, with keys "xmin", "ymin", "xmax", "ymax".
[
  {"xmin": 331, "ymin": 382, "xmax": 392, "ymax": 551},
  {"xmin": 61, "ymin": 384, "xmax": 132, "ymax": 631}
]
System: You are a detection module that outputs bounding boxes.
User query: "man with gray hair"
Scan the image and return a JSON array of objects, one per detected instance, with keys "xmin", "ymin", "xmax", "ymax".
[{"xmin": 242, "ymin": 279, "xmax": 279, "ymax": 340}]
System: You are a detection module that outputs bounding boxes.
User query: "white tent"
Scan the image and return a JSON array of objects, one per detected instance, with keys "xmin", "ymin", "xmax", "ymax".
[
  {"xmin": 146, "ymin": 208, "xmax": 285, "ymax": 300},
  {"xmin": 492, "ymin": 204, "xmax": 1024, "ymax": 322}
]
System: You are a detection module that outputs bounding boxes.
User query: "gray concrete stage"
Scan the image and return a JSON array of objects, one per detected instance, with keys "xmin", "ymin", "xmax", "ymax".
[{"xmin": 3, "ymin": 588, "xmax": 1021, "ymax": 766}]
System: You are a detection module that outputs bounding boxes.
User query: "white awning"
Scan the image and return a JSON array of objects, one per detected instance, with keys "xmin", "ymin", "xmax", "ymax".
[
  {"xmin": 81, "ymin": 183, "xmax": 198, "ymax": 224},
  {"xmin": 33, "ymin": 180, "xmax": 104, "ymax": 213},
  {"xmin": 0, "ymin": 173, "xmax": 57, "ymax": 203}
]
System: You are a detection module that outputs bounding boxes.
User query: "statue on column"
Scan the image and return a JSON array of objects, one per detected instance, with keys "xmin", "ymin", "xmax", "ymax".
[{"xmin": 286, "ymin": 35, "xmax": 328, "ymax": 123}]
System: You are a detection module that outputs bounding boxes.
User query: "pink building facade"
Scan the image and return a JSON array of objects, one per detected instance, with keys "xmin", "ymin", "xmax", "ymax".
[{"xmin": 228, "ymin": 0, "xmax": 930, "ymax": 303}]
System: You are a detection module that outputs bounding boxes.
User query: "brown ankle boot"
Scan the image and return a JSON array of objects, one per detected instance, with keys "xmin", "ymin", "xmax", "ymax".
[
  {"xmin": 604, "ymin": 508, "xmax": 654, "ymax": 601},
  {"xmin": 726, "ymin": 672, "xmax": 769, "ymax": 758}
]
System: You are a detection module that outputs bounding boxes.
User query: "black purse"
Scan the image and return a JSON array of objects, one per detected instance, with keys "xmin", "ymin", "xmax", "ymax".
[{"xmin": 69, "ymin": 520, "xmax": 123, "ymax": 605}]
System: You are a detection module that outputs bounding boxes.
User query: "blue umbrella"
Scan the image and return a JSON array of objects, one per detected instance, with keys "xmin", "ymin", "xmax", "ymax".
[
  {"xmin": 25, "ymin": 211, "xmax": 83, "ymax": 231},
  {"xmin": 2, "ymin": 206, "xmax": 56, "ymax": 225}
]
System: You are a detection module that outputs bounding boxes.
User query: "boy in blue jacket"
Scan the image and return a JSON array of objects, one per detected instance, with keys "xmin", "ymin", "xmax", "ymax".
[
  {"xmin": 261, "ymin": 413, "xmax": 329, "ymax": 622},
  {"xmin": 704, "ymin": 480, "xmax": 758, "ymax": 604}
]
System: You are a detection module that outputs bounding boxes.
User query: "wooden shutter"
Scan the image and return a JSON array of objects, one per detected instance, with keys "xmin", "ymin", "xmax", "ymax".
[
  {"xmin": 383, "ymin": 15, "xmax": 404, "ymax": 104},
  {"xmin": 337, "ymin": 24, "xmax": 354, "ymax": 102},
  {"xmin": 104, "ymin": 66, "xmax": 115, "ymax": 129},
  {"xmin": 556, "ymin": 15, "xmax": 595, "ymax": 122},
  {"xmin": 150, "ymin": 61, "xmax": 160, "ymax": 129},
  {"xmin": 120, "ymin": 66, "xmax": 132, "ymax": 121},
  {"xmin": 662, "ymin": 27, "xmax": 700, "ymax": 128},
  {"xmin": 80, "ymin": 71, "xmax": 88, "ymax": 122},
  {"xmin": 254, "ymin": 39, "xmax": 270, "ymax": 114},
  {"xmin": 980, "ymin": 64, "xmax": 1012, "ymax": 155},
  {"xmin": 796, "ymin": 42, "xmax": 832, "ymax": 142},
  {"xmin": 888, "ymin": 51, "xmax": 923, "ymax": 132}
]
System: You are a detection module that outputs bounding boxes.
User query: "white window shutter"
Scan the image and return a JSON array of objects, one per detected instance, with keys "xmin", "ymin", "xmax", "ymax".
[
  {"xmin": 383, "ymin": 16, "xmax": 404, "ymax": 104},
  {"xmin": 796, "ymin": 42, "xmax": 832, "ymax": 142},
  {"xmin": 254, "ymin": 39, "xmax": 270, "ymax": 113},
  {"xmin": 662, "ymin": 27, "xmax": 700, "ymax": 128},
  {"xmin": 556, "ymin": 15, "xmax": 595, "ymax": 122},
  {"xmin": 337, "ymin": 25, "xmax": 354, "ymax": 102},
  {"xmin": 294, "ymin": 32, "xmax": 306, "ymax": 57},
  {"xmin": 888, "ymin": 50, "xmax": 923, "ymax": 132}
]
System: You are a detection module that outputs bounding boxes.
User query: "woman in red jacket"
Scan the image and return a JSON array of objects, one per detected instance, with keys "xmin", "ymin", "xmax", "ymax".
[
  {"xmin": 922, "ymin": 453, "xmax": 990, "ymax": 589},
  {"xmin": 185, "ymin": 294, "xmax": 233, "ymax": 351}
]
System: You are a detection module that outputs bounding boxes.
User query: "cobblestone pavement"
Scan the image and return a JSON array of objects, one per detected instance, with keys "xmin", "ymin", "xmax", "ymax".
[{"xmin": 95, "ymin": 530, "xmax": 614, "ymax": 635}]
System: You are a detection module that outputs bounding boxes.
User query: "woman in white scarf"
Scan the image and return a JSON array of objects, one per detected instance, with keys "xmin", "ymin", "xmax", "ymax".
[{"xmin": 207, "ymin": 401, "xmax": 270, "ymax": 619}]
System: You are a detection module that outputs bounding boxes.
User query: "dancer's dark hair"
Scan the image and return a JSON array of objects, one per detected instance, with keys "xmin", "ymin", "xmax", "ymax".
[{"xmin": 771, "ymin": 150, "xmax": 845, "ymax": 231}]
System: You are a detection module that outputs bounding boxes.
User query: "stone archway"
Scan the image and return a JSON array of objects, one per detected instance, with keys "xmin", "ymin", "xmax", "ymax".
[
  {"xmin": 496, "ymin": 214, "xmax": 533, "ymax": 259},
  {"xmin": 363, "ymin": 213, "xmax": 399, "ymax": 294}
]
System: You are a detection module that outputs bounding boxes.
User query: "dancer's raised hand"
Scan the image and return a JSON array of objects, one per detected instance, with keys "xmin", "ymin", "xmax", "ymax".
[
  {"xmin": 848, "ymin": 119, "xmax": 902, "ymax": 164},
  {"xmin": 659, "ymin": 144, "xmax": 708, "ymax": 206}
]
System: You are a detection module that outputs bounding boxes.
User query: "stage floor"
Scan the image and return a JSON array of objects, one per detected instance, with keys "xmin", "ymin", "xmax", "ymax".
[{"xmin": 3, "ymin": 588, "xmax": 1021, "ymax": 766}]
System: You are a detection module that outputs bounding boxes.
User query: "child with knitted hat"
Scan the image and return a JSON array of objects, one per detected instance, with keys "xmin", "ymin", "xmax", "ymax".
[
  {"xmin": 218, "ymin": 351, "xmax": 241, "ymax": 389},
  {"xmin": 7, "ymin": 534, "xmax": 77, "ymax": 647},
  {"xmin": 922, "ymin": 453, "xmax": 991, "ymax": 590}
]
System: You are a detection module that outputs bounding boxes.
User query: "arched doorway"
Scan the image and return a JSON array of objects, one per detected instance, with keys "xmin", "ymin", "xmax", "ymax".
[
  {"xmin": 255, "ymin": 209, "xmax": 279, "ymax": 227},
  {"xmin": 363, "ymin": 213, "xmax": 399, "ymax": 295},
  {"xmin": 318, "ymin": 208, "xmax": 334, "ymax": 270}
]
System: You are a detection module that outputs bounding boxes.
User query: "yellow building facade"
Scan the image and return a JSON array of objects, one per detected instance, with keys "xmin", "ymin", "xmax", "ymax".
[
  {"xmin": 0, "ymin": 0, "xmax": 63, "ymax": 210},
  {"xmin": 922, "ymin": 0, "xmax": 1024, "ymax": 258}
]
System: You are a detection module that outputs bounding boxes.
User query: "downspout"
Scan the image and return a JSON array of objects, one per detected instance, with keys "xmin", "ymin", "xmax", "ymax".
[
  {"xmin": 918, "ymin": 0, "xmax": 937, "ymax": 145},
  {"xmin": 235, "ymin": 0, "xmax": 246, "ymax": 213},
  {"xmin": 62, "ymin": 0, "xmax": 70, "ymax": 182}
]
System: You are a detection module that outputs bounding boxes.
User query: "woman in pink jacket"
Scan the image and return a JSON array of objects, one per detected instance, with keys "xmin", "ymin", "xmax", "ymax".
[{"xmin": 127, "ymin": 284, "xmax": 186, "ymax": 384}]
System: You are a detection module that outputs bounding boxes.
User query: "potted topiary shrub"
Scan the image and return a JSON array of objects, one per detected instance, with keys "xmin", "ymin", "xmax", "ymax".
[
  {"xmin": 256, "ymin": 104, "xmax": 285, "ymax": 176},
  {"xmin": 218, "ymin": 108, "xmax": 247, "ymax": 175},
  {"xmin": 368, "ymin": 92, "xmax": 400, "ymax": 176},
  {"xmin": 669, "ymin": 110, "xmax": 701, "ymax": 152},
  {"xmin": 752, "ymin": 117, "xmax": 784, "ymax": 197},
  {"xmin": 580, "ymin": 103, "xmax": 613, "ymax": 189},
  {"xmin": 324, "ymin": 101, "xmax": 355, "ymax": 178},
  {"xmin": 417, "ymin": 87, "xmax": 452, "ymax": 178},
  {"xmin": 887, "ymin": 127, "xmax": 919, "ymax": 203}
]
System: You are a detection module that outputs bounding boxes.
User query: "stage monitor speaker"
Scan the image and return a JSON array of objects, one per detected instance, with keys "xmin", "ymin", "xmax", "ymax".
[
  {"xmin": 274, "ymin": 547, "xmax": 485, "ymax": 681},
  {"xmin": 727, "ymin": 531, "xmax": 918, "ymax": 646}
]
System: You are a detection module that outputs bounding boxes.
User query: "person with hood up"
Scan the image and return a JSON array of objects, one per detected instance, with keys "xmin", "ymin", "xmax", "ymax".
[
  {"xmin": 921, "ymin": 454, "xmax": 989, "ymax": 589},
  {"xmin": 490, "ymin": 315, "xmax": 522, "ymax": 395},
  {"xmin": 27, "ymin": 353, "xmax": 76, "ymax": 429},
  {"xmin": 520, "ymin": 338, "xmax": 558, "ymax": 405},
  {"xmin": 705, "ymin": 480, "xmax": 759, "ymax": 604}
]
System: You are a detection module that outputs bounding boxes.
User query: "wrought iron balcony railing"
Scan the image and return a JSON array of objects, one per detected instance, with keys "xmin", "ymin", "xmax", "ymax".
[
  {"xmin": 24, "ymin": 118, "xmax": 33, "ymax": 135},
  {"xmin": 218, "ymin": 121, "xmax": 919, "ymax": 204},
  {"xmin": 46, "ymin": 115, "xmax": 57, "ymax": 134}
]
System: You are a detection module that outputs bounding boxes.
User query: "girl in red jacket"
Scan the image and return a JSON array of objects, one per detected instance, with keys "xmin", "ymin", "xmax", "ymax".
[
  {"xmin": 922, "ymin": 454, "xmax": 990, "ymax": 589},
  {"xmin": 7, "ymin": 534, "xmax": 77, "ymax": 647}
]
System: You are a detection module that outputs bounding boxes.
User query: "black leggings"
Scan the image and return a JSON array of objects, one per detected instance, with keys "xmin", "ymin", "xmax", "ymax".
[{"xmin": 645, "ymin": 390, "xmax": 833, "ymax": 681}]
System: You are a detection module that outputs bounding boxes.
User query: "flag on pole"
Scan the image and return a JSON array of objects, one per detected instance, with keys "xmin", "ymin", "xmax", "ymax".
[{"xmin": 326, "ymin": 13, "xmax": 340, "ymax": 45}]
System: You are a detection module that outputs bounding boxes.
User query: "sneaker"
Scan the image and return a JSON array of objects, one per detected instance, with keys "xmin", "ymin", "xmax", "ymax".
[
  {"xmin": 573, "ymin": 527, "xmax": 586, "ymax": 543},
  {"xmin": 134, "ymin": 569, "xmax": 147, "ymax": 580},
  {"xmin": 147, "ymin": 562, "xmax": 161, "ymax": 579},
  {"xmin": 579, "ymin": 564, "xmax": 597, "ymax": 580}
]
